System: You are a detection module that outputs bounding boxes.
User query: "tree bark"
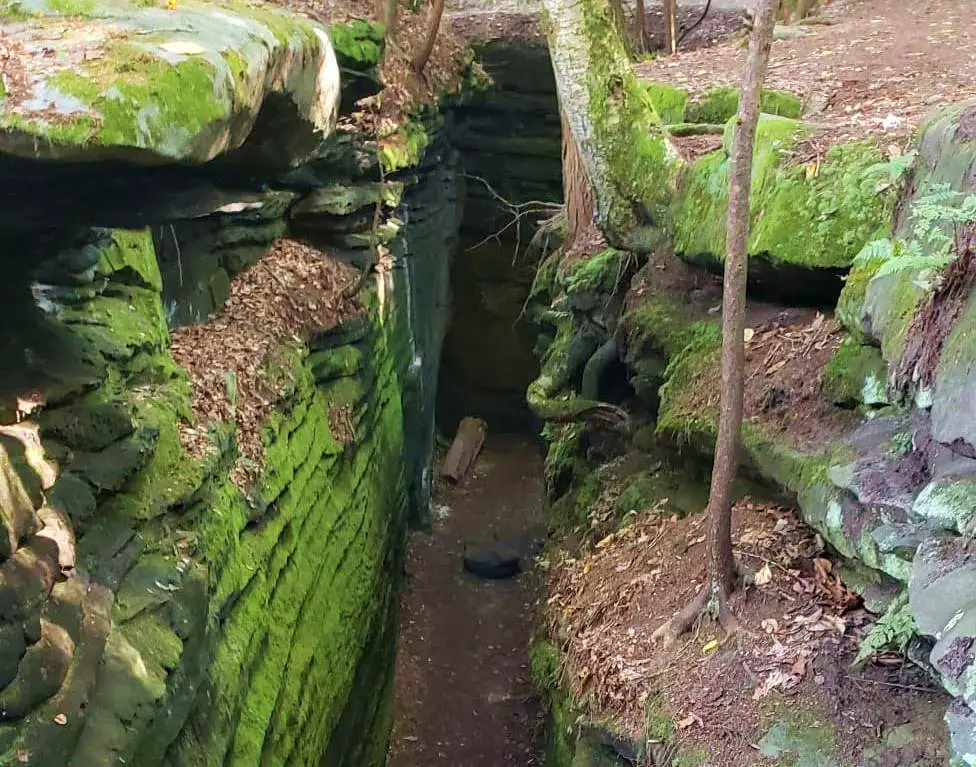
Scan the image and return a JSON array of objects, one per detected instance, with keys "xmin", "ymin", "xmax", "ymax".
[
  {"xmin": 560, "ymin": 101, "xmax": 594, "ymax": 249},
  {"xmin": 412, "ymin": 0, "xmax": 445, "ymax": 73},
  {"xmin": 635, "ymin": 0, "xmax": 647, "ymax": 52},
  {"xmin": 663, "ymin": 0, "xmax": 678, "ymax": 54},
  {"xmin": 652, "ymin": 0, "xmax": 777, "ymax": 646},
  {"xmin": 377, "ymin": 0, "xmax": 398, "ymax": 39},
  {"xmin": 705, "ymin": 0, "xmax": 777, "ymax": 598}
]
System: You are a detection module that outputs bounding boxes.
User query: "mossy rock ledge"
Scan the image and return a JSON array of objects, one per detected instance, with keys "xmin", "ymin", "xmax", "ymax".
[{"xmin": 0, "ymin": 0, "xmax": 341, "ymax": 165}]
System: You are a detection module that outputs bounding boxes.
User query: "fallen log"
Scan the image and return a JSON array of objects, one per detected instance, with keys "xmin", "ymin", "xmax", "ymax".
[{"xmin": 439, "ymin": 417, "xmax": 486, "ymax": 484}]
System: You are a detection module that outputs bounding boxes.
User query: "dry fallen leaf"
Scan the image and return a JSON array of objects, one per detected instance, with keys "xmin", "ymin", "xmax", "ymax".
[
  {"xmin": 676, "ymin": 713, "xmax": 701, "ymax": 730},
  {"xmin": 753, "ymin": 670, "xmax": 791, "ymax": 700},
  {"xmin": 702, "ymin": 638, "xmax": 719, "ymax": 653},
  {"xmin": 755, "ymin": 563, "xmax": 774, "ymax": 586}
]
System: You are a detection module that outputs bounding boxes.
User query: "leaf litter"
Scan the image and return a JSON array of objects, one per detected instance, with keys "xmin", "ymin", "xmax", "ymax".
[
  {"xmin": 635, "ymin": 0, "xmax": 976, "ymax": 159},
  {"xmin": 170, "ymin": 238, "xmax": 361, "ymax": 490},
  {"xmin": 545, "ymin": 497, "xmax": 948, "ymax": 764}
]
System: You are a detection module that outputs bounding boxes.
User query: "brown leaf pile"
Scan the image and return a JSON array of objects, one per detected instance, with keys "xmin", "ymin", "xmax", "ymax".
[
  {"xmin": 265, "ymin": 0, "xmax": 470, "ymax": 137},
  {"xmin": 682, "ymin": 308, "xmax": 853, "ymax": 447},
  {"xmin": 170, "ymin": 238, "xmax": 361, "ymax": 488},
  {"xmin": 545, "ymin": 498, "xmax": 870, "ymax": 753}
]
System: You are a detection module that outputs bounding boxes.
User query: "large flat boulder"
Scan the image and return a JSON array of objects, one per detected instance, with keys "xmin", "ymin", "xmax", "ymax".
[{"xmin": 0, "ymin": 0, "xmax": 340, "ymax": 166}]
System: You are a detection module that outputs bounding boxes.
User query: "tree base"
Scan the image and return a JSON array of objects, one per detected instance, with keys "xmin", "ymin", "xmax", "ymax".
[{"xmin": 650, "ymin": 581, "xmax": 741, "ymax": 647}]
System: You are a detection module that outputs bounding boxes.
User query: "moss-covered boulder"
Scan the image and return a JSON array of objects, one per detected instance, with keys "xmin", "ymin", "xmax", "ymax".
[
  {"xmin": 673, "ymin": 119, "xmax": 898, "ymax": 296},
  {"xmin": 0, "ymin": 0, "xmax": 340, "ymax": 166},
  {"xmin": 684, "ymin": 86, "xmax": 802, "ymax": 124}
]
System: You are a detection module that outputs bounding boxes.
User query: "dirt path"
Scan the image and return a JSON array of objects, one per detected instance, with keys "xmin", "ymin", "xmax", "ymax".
[{"xmin": 387, "ymin": 435, "xmax": 545, "ymax": 767}]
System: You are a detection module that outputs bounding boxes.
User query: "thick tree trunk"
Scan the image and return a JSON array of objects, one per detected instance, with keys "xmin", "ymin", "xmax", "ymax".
[
  {"xmin": 705, "ymin": 0, "xmax": 777, "ymax": 598},
  {"xmin": 560, "ymin": 101, "xmax": 594, "ymax": 249},
  {"xmin": 412, "ymin": 0, "xmax": 445, "ymax": 73},
  {"xmin": 663, "ymin": 0, "xmax": 678, "ymax": 54}
]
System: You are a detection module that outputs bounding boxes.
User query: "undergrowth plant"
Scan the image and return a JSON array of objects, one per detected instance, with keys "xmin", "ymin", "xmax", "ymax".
[
  {"xmin": 854, "ymin": 592, "xmax": 917, "ymax": 666},
  {"xmin": 853, "ymin": 182, "xmax": 976, "ymax": 291}
]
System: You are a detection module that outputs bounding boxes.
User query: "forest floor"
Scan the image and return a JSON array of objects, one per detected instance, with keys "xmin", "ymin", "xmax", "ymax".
[
  {"xmin": 387, "ymin": 436, "xmax": 547, "ymax": 767},
  {"xmin": 636, "ymin": 0, "xmax": 976, "ymax": 156},
  {"xmin": 546, "ymin": 492, "xmax": 951, "ymax": 765}
]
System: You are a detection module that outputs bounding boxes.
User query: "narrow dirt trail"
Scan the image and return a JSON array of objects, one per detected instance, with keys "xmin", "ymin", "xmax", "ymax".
[{"xmin": 387, "ymin": 435, "xmax": 545, "ymax": 767}]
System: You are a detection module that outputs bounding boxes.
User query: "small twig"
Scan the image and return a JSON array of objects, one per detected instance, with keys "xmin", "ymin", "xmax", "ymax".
[
  {"xmin": 846, "ymin": 676, "xmax": 937, "ymax": 695},
  {"xmin": 733, "ymin": 548, "xmax": 795, "ymax": 577}
]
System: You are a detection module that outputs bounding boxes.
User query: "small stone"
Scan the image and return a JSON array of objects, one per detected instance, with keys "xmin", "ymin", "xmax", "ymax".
[{"xmin": 463, "ymin": 543, "xmax": 522, "ymax": 580}]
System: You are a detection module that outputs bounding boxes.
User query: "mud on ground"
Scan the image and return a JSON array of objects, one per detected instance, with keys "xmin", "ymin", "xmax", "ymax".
[{"xmin": 388, "ymin": 436, "xmax": 547, "ymax": 767}]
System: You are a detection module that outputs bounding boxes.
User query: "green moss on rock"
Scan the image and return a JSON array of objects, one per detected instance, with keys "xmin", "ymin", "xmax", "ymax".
[
  {"xmin": 822, "ymin": 338, "xmax": 889, "ymax": 407},
  {"xmin": 752, "ymin": 141, "xmax": 896, "ymax": 269},
  {"xmin": 685, "ymin": 86, "xmax": 802, "ymax": 124},
  {"xmin": 675, "ymin": 134, "xmax": 897, "ymax": 273},
  {"xmin": 643, "ymin": 82, "xmax": 688, "ymax": 125}
]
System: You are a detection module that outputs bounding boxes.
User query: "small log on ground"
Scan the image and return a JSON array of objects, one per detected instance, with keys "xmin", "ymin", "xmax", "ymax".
[{"xmin": 440, "ymin": 417, "xmax": 486, "ymax": 484}]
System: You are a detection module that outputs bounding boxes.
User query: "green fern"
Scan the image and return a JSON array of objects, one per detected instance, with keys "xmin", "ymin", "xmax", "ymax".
[
  {"xmin": 854, "ymin": 592, "xmax": 916, "ymax": 666},
  {"xmin": 865, "ymin": 151, "xmax": 917, "ymax": 190},
  {"xmin": 874, "ymin": 253, "xmax": 954, "ymax": 280},
  {"xmin": 850, "ymin": 183, "xmax": 976, "ymax": 284}
]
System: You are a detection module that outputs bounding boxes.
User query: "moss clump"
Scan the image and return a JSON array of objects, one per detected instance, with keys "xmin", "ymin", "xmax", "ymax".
[
  {"xmin": 685, "ymin": 86, "xmax": 802, "ymax": 124},
  {"xmin": 643, "ymin": 82, "xmax": 688, "ymax": 125},
  {"xmin": 47, "ymin": 44, "xmax": 229, "ymax": 153},
  {"xmin": 751, "ymin": 141, "xmax": 896, "ymax": 269},
  {"xmin": 379, "ymin": 119, "xmax": 433, "ymax": 173},
  {"xmin": 563, "ymin": 248, "xmax": 624, "ymax": 297},
  {"xmin": 529, "ymin": 640, "xmax": 563, "ymax": 692},
  {"xmin": 329, "ymin": 19, "xmax": 385, "ymax": 69},
  {"xmin": 656, "ymin": 321, "xmax": 721, "ymax": 444},
  {"xmin": 543, "ymin": 421, "xmax": 588, "ymax": 500},
  {"xmin": 644, "ymin": 695, "xmax": 675, "ymax": 744},
  {"xmin": 822, "ymin": 338, "xmax": 888, "ymax": 407}
]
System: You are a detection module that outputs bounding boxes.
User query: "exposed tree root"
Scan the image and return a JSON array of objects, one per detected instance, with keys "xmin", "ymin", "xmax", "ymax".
[
  {"xmin": 650, "ymin": 580, "xmax": 742, "ymax": 647},
  {"xmin": 651, "ymin": 583, "xmax": 710, "ymax": 646}
]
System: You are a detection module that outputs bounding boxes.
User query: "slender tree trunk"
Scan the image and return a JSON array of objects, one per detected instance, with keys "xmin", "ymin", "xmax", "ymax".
[
  {"xmin": 663, "ymin": 0, "xmax": 678, "ymax": 54},
  {"xmin": 635, "ymin": 0, "xmax": 647, "ymax": 52},
  {"xmin": 706, "ymin": 0, "xmax": 777, "ymax": 599},
  {"xmin": 607, "ymin": 0, "xmax": 635, "ymax": 57},
  {"xmin": 560, "ymin": 101, "xmax": 594, "ymax": 250},
  {"xmin": 412, "ymin": 0, "xmax": 445, "ymax": 72},
  {"xmin": 652, "ymin": 0, "xmax": 777, "ymax": 645}
]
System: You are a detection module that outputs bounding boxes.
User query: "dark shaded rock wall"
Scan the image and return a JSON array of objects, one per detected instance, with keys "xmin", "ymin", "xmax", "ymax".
[
  {"xmin": 0, "ymin": 125, "xmax": 462, "ymax": 765},
  {"xmin": 438, "ymin": 41, "xmax": 562, "ymax": 433}
]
